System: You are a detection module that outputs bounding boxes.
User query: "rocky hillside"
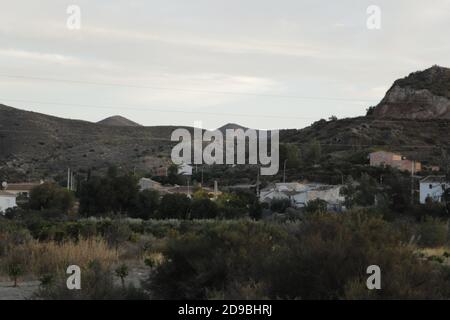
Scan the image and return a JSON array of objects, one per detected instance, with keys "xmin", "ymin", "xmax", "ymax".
[
  {"xmin": 0, "ymin": 104, "xmax": 178, "ymax": 181},
  {"xmin": 372, "ymin": 66, "xmax": 450, "ymax": 119}
]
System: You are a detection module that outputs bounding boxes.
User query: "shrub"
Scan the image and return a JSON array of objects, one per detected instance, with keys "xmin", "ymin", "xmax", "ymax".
[
  {"xmin": 158, "ymin": 194, "xmax": 191, "ymax": 219},
  {"xmin": 190, "ymin": 198, "xmax": 219, "ymax": 219},
  {"xmin": 270, "ymin": 199, "xmax": 291, "ymax": 213},
  {"xmin": 417, "ymin": 217, "xmax": 448, "ymax": 247},
  {"xmin": 133, "ymin": 190, "xmax": 160, "ymax": 220},
  {"xmin": 115, "ymin": 264, "xmax": 129, "ymax": 288},
  {"xmin": 35, "ymin": 259, "xmax": 147, "ymax": 300},
  {"xmin": 305, "ymin": 199, "xmax": 328, "ymax": 214},
  {"xmin": 145, "ymin": 212, "xmax": 450, "ymax": 300},
  {"xmin": 29, "ymin": 182, "xmax": 75, "ymax": 213}
]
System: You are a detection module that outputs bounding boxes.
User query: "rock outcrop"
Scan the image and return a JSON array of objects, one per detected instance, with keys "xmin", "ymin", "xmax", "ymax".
[{"xmin": 372, "ymin": 66, "xmax": 450, "ymax": 119}]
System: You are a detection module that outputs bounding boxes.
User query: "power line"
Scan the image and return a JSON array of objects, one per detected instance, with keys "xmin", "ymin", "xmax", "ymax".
[
  {"xmin": 0, "ymin": 73, "xmax": 378, "ymax": 103},
  {"xmin": 2, "ymin": 97, "xmax": 449, "ymax": 124},
  {"xmin": 0, "ymin": 97, "xmax": 319, "ymax": 120}
]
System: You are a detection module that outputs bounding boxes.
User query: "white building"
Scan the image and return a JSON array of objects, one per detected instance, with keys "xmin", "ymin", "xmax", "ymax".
[
  {"xmin": 260, "ymin": 182, "xmax": 345, "ymax": 211},
  {"xmin": 3, "ymin": 181, "xmax": 43, "ymax": 198},
  {"xmin": 178, "ymin": 163, "xmax": 193, "ymax": 176},
  {"xmin": 419, "ymin": 176, "xmax": 450, "ymax": 204},
  {"xmin": 138, "ymin": 178, "xmax": 162, "ymax": 192},
  {"xmin": 0, "ymin": 191, "xmax": 17, "ymax": 214}
]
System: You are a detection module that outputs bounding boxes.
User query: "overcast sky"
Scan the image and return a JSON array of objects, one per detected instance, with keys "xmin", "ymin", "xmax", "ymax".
[{"xmin": 1, "ymin": 0, "xmax": 450, "ymax": 129}]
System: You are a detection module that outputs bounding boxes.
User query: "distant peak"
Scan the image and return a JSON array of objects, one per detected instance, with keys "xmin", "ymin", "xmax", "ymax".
[
  {"xmin": 97, "ymin": 115, "xmax": 142, "ymax": 127},
  {"xmin": 217, "ymin": 123, "xmax": 248, "ymax": 131}
]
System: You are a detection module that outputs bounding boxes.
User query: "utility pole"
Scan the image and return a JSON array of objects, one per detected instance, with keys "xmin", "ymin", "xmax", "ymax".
[
  {"xmin": 67, "ymin": 168, "xmax": 71, "ymax": 190},
  {"xmin": 283, "ymin": 159, "xmax": 287, "ymax": 183},
  {"xmin": 442, "ymin": 147, "xmax": 449, "ymax": 180},
  {"xmin": 201, "ymin": 167, "xmax": 204, "ymax": 187},
  {"xmin": 256, "ymin": 168, "xmax": 260, "ymax": 197},
  {"xmin": 187, "ymin": 178, "xmax": 190, "ymax": 198},
  {"xmin": 214, "ymin": 180, "xmax": 218, "ymax": 199},
  {"xmin": 411, "ymin": 160, "xmax": 415, "ymax": 205}
]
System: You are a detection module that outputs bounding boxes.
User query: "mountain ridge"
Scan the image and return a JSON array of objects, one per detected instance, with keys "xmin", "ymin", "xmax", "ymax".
[{"xmin": 1, "ymin": 66, "xmax": 449, "ymax": 181}]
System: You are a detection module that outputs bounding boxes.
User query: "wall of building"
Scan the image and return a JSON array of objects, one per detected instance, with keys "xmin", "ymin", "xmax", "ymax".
[
  {"xmin": 0, "ymin": 196, "xmax": 17, "ymax": 213},
  {"xmin": 370, "ymin": 151, "xmax": 421, "ymax": 173},
  {"xmin": 420, "ymin": 182, "xmax": 449, "ymax": 204},
  {"xmin": 370, "ymin": 151, "xmax": 398, "ymax": 166}
]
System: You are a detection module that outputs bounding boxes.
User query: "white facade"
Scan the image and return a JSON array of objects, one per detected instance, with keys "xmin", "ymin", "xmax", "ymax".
[
  {"xmin": 178, "ymin": 163, "xmax": 193, "ymax": 176},
  {"xmin": 0, "ymin": 192, "xmax": 17, "ymax": 214},
  {"xmin": 292, "ymin": 186, "xmax": 344, "ymax": 209},
  {"xmin": 138, "ymin": 178, "xmax": 162, "ymax": 191},
  {"xmin": 419, "ymin": 176, "xmax": 449, "ymax": 204},
  {"xmin": 260, "ymin": 182, "xmax": 345, "ymax": 210}
]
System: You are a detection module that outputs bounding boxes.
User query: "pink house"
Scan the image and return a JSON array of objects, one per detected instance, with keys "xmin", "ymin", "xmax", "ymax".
[{"xmin": 369, "ymin": 151, "xmax": 421, "ymax": 173}]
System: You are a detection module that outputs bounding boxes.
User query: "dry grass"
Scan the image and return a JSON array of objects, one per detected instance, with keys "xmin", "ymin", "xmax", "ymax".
[
  {"xmin": 419, "ymin": 247, "xmax": 450, "ymax": 257},
  {"xmin": 3, "ymin": 238, "xmax": 119, "ymax": 276},
  {"xmin": 417, "ymin": 247, "xmax": 450, "ymax": 265}
]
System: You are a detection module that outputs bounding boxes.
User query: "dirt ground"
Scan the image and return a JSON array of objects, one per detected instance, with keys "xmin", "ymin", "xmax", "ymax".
[
  {"xmin": 0, "ymin": 265, "xmax": 148, "ymax": 300},
  {"xmin": 0, "ymin": 281, "xmax": 40, "ymax": 300}
]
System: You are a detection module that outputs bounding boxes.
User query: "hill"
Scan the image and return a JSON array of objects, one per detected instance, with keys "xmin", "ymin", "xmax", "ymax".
[
  {"xmin": 97, "ymin": 116, "xmax": 142, "ymax": 127},
  {"xmin": 217, "ymin": 123, "xmax": 249, "ymax": 133},
  {"xmin": 0, "ymin": 104, "xmax": 178, "ymax": 181},
  {"xmin": 372, "ymin": 66, "xmax": 450, "ymax": 119},
  {"xmin": 0, "ymin": 66, "xmax": 449, "ymax": 182}
]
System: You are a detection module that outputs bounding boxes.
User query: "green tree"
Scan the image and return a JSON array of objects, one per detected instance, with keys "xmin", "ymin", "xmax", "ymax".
[
  {"xmin": 305, "ymin": 199, "xmax": 328, "ymax": 213},
  {"xmin": 104, "ymin": 221, "xmax": 132, "ymax": 251},
  {"xmin": 115, "ymin": 264, "xmax": 129, "ymax": 289},
  {"xmin": 341, "ymin": 174, "xmax": 379, "ymax": 208},
  {"xmin": 134, "ymin": 190, "xmax": 160, "ymax": 220},
  {"xmin": 216, "ymin": 192, "xmax": 248, "ymax": 219},
  {"xmin": 167, "ymin": 164, "xmax": 183, "ymax": 185},
  {"xmin": 304, "ymin": 139, "xmax": 321, "ymax": 165},
  {"xmin": 270, "ymin": 198, "xmax": 291, "ymax": 213},
  {"xmin": 381, "ymin": 171, "xmax": 411, "ymax": 212},
  {"xmin": 190, "ymin": 198, "xmax": 219, "ymax": 219},
  {"xmin": 158, "ymin": 193, "xmax": 191, "ymax": 219},
  {"xmin": 279, "ymin": 143, "xmax": 301, "ymax": 168},
  {"xmin": 354, "ymin": 173, "xmax": 378, "ymax": 207},
  {"xmin": 29, "ymin": 182, "xmax": 75, "ymax": 213},
  {"xmin": 7, "ymin": 263, "xmax": 23, "ymax": 287},
  {"xmin": 340, "ymin": 176, "xmax": 357, "ymax": 209},
  {"xmin": 111, "ymin": 175, "xmax": 139, "ymax": 214},
  {"xmin": 78, "ymin": 170, "xmax": 139, "ymax": 216}
]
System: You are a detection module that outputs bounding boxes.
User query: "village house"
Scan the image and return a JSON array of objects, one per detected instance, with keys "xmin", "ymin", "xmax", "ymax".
[
  {"xmin": 178, "ymin": 163, "xmax": 193, "ymax": 176},
  {"xmin": 155, "ymin": 166, "xmax": 168, "ymax": 177},
  {"xmin": 423, "ymin": 165, "xmax": 441, "ymax": 172},
  {"xmin": 0, "ymin": 191, "xmax": 17, "ymax": 214},
  {"xmin": 138, "ymin": 177, "xmax": 163, "ymax": 192},
  {"xmin": 138, "ymin": 177, "xmax": 221, "ymax": 198},
  {"xmin": 369, "ymin": 151, "xmax": 422, "ymax": 173},
  {"xmin": 419, "ymin": 176, "xmax": 450, "ymax": 204},
  {"xmin": 3, "ymin": 181, "xmax": 43, "ymax": 198},
  {"xmin": 259, "ymin": 182, "xmax": 345, "ymax": 211},
  {"xmin": 167, "ymin": 181, "xmax": 221, "ymax": 199}
]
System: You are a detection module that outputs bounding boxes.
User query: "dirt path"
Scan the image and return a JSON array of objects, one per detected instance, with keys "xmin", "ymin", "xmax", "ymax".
[
  {"xmin": 0, "ymin": 265, "xmax": 148, "ymax": 300},
  {"xmin": 0, "ymin": 281, "xmax": 40, "ymax": 300}
]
